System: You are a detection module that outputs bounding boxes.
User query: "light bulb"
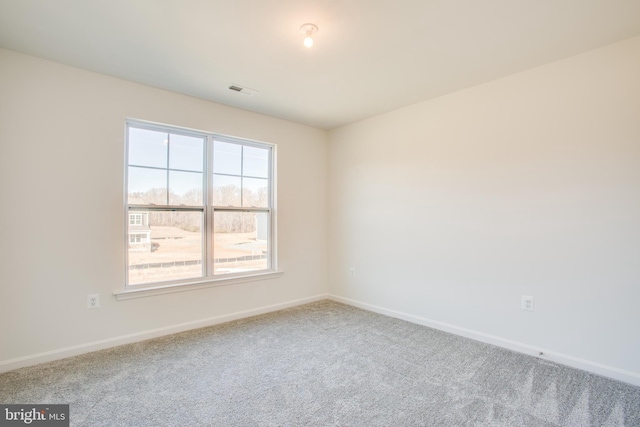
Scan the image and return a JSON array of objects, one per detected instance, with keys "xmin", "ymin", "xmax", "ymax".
[
  {"xmin": 304, "ymin": 36, "xmax": 314, "ymax": 48},
  {"xmin": 300, "ymin": 23, "xmax": 318, "ymax": 48}
]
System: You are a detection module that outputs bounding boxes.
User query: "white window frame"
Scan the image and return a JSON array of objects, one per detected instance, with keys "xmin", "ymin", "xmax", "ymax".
[{"xmin": 116, "ymin": 120, "xmax": 281, "ymax": 300}]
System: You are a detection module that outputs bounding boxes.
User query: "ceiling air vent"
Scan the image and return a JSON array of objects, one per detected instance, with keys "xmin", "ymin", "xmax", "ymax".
[{"xmin": 228, "ymin": 84, "xmax": 258, "ymax": 96}]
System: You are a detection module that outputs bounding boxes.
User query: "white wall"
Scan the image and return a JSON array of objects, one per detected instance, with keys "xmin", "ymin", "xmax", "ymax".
[
  {"xmin": 329, "ymin": 36, "xmax": 640, "ymax": 380},
  {"xmin": 2, "ymin": 35, "xmax": 639, "ymax": 383},
  {"xmin": 0, "ymin": 48, "xmax": 328, "ymax": 365}
]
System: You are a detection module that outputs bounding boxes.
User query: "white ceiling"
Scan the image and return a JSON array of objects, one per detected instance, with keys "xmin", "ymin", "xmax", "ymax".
[{"xmin": 1, "ymin": 0, "xmax": 640, "ymax": 129}]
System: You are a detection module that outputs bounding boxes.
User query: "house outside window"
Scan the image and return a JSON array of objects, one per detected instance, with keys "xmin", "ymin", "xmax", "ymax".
[
  {"xmin": 127, "ymin": 211, "xmax": 151, "ymax": 251},
  {"xmin": 125, "ymin": 121, "xmax": 275, "ymax": 288}
]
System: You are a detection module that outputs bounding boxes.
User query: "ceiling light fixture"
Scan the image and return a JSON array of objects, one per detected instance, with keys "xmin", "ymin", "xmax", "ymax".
[{"xmin": 299, "ymin": 23, "xmax": 318, "ymax": 48}]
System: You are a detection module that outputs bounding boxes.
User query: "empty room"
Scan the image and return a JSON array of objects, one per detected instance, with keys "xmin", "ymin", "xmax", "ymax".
[{"xmin": 1, "ymin": 0, "xmax": 639, "ymax": 425}]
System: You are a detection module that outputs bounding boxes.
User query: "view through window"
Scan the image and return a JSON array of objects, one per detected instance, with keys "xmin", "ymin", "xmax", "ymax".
[{"xmin": 125, "ymin": 122, "xmax": 274, "ymax": 286}]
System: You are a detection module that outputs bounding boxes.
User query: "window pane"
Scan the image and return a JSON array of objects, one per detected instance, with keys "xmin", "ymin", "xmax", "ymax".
[
  {"xmin": 242, "ymin": 177, "xmax": 268, "ymax": 208},
  {"xmin": 213, "ymin": 141, "xmax": 242, "ymax": 175},
  {"xmin": 128, "ymin": 128, "xmax": 168, "ymax": 168},
  {"xmin": 243, "ymin": 146, "xmax": 269, "ymax": 178},
  {"xmin": 213, "ymin": 211, "xmax": 269, "ymax": 275},
  {"xmin": 213, "ymin": 174, "xmax": 241, "ymax": 206},
  {"xmin": 128, "ymin": 167, "xmax": 167, "ymax": 205},
  {"xmin": 169, "ymin": 171, "xmax": 203, "ymax": 205},
  {"xmin": 169, "ymin": 134, "xmax": 204, "ymax": 172},
  {"xmin": 128, "ymin": 210, "xmax": 203, "ymax": 285}
]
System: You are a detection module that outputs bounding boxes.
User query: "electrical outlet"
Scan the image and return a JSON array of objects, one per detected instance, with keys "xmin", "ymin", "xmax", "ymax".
[
  {"xmin": 521, "ymin": 295, "xmax": 534, "ymax": 311},
  {"xmin": 349, "ymin": 267, "xmax": 356, "ymax": 278},
  {"xmin": 87, "ymin": 294, "xmax": 100, "ymax": 309}
]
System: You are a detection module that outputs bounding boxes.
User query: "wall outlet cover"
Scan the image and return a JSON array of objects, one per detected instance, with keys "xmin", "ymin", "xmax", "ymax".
[{"xmin": 521, "ymin": 295, "xmax": 534, "ymax": 311}]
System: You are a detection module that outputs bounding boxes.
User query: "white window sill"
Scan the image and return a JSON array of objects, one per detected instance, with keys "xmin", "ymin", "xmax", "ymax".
[{"xmin": 114, "ymin": 271, "xmax": 284, "ymax": 301}]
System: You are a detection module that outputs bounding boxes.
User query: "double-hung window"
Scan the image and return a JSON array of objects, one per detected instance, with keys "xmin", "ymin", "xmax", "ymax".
[
  {"xmin": 129, "ymin": 214, "xmax": 142, "ymax": 226},
  {"xmin": 125, "ymin": 121, "xmax": 275, "ymax": 289}
]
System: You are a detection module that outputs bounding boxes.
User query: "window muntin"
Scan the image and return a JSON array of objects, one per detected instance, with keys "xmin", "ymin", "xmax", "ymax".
[{"xmin": 125, "ymin": 121, "xmax": 274, "ymax": 287}]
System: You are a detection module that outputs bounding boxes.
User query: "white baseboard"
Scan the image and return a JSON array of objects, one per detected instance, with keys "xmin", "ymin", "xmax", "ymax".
[
  {"xmin": 328, "ymin": 294, "xmax": 640, "ymax": 388},
  {"xmin": 0, "ymin": 294, "xmax": 328, "ymax": 374}
]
